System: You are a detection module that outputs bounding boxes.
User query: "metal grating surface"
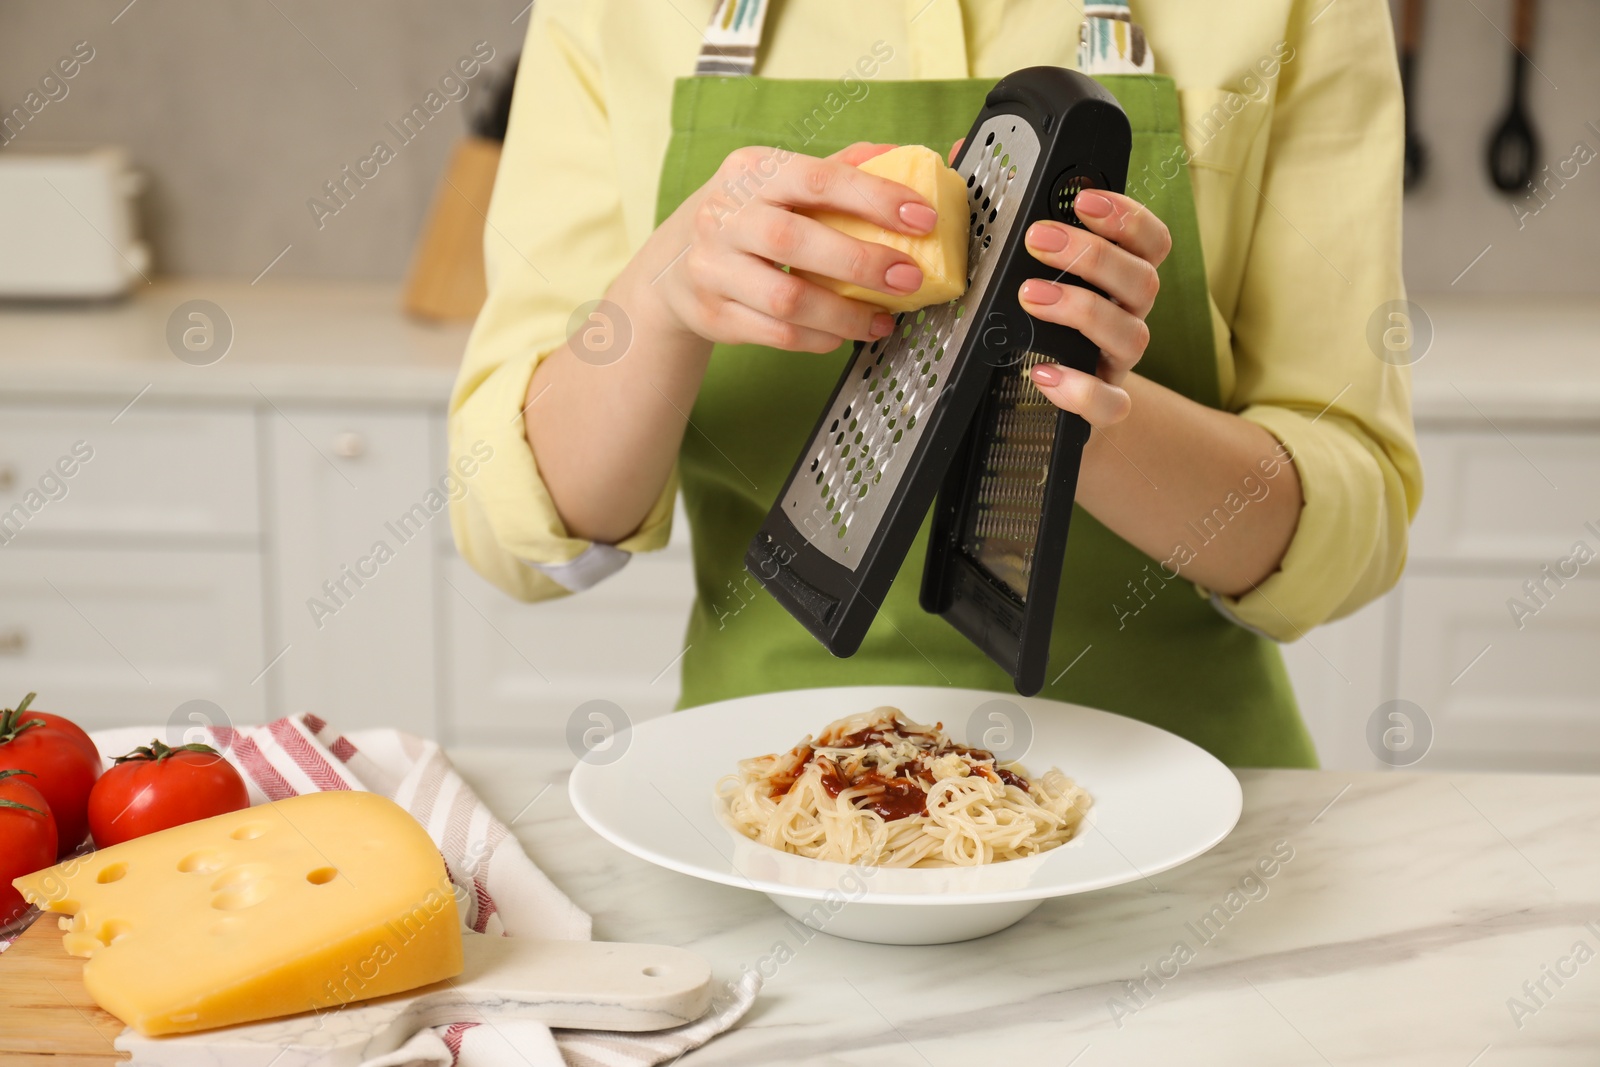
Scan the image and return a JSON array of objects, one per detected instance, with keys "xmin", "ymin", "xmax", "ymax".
[
  {"xmin": 960, "ymin": 352, "xmax": 1058, "ymax": 601},
  {"xmin": 780, "ymin": 115, "xmax": 1043, "ymax": 569}
]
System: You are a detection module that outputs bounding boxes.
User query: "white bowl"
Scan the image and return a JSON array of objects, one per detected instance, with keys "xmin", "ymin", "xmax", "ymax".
[{"xmin": 569, "ymin": 686, "xmax": 1241, "ymax": 945}]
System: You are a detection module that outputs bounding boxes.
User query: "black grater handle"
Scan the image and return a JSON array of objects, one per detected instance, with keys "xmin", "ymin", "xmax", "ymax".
[{"xmin": 921, "ymin": 68, "xmax": 1132, "ymax": 694}]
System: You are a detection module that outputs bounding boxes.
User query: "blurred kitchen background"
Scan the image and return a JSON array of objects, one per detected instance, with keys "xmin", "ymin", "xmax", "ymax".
[{"xmin": 0, "ymin": 1, "xmax": 1595, "ymax": 772}]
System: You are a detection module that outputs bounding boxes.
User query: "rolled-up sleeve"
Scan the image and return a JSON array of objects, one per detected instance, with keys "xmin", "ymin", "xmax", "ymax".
[
  {"xmin": 448, "ymin": 0, "xmax": 675, "ymax": 603},
  {"xmin": 1207, "ymin": 0, "xmax": 1424, "ymax": 639}
]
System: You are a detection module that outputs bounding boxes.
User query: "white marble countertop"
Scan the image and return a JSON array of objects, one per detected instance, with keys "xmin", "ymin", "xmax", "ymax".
[
  {"xmin": 450, "ymin": 745, "xmax": 1600, "ymax": 1066},
  {"xmin": 1, "ymin": 282, "xmax": 1597, "ymax": 424},
  {"xmin": 0, "ymin": 279, "xmax": 467, "ymax": 405}
]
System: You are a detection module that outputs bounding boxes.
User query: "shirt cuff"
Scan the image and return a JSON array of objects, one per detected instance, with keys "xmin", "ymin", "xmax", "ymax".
[
  {"xmin": 449, "ymin": 350, "xmax": 676, "ymax": 586},
  {"xmin": 1203, "ymin": 404, "xmax": 1387, "ymax": 642}
]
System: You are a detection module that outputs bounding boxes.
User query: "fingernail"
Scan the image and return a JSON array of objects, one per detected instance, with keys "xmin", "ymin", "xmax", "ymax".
[
  {"xmin": 1074, "ymin": 191, "xmax": 1112, "ymax": 219},
  {"xmin": 1031, "ymin": 363, "xmax": 1063, "ymax": 387},
  {"xmin": 898, "ymin": 203, "xmax": 937, "ymax": 233},
  {"xmin": 870, "ymin": 313, "xmax": 895, "ymax": 337},
  {"xmin": 885, "ymin": 262, "xmax": 923, "ymax": 293},
  {"xmin": 1026, "ymin": 222, "xmax": 1069, "ymax": 253},
  {"xmin": 1020, "ymin": 279, "xmax": 1062, "ymax": 304}
]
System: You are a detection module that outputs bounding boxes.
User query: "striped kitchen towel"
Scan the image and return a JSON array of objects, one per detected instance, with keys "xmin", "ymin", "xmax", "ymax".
[{"xmin": 80, "ymin": 715, "xmax": 760, "ymax": 1067}]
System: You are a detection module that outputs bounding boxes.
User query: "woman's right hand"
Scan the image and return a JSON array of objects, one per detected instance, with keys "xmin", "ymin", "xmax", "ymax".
[{"xmin": 644, "ymin": 142, "xmax": 941, "ymax": 354}]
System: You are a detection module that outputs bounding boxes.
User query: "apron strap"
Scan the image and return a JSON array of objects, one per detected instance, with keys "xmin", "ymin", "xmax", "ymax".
[
  {"xmin": 694, "ymin": 1, "xmax": 1157, "ymax": 78},
  {"xmin": 694, "ymin": 0, "xmax": 772, "ymax": 77},
  {"xmin": 1079, "ymin": 1, "xmax": 1156, "ymax": 74}
]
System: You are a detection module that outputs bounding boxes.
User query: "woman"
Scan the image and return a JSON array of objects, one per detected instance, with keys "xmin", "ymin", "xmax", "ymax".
[{"xmin": 449, "ymin": 0, "xmax": 1422, "ymax": 767}]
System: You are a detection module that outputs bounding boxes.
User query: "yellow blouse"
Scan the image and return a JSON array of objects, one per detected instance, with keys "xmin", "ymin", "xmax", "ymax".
[{"xmin": 449, "ymin": 0, "xmax": 1422, "ymax": 642}]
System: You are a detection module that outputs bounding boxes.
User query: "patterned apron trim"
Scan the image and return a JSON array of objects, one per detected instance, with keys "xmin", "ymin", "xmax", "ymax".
[
  {"xmin": 1079, "ymin": 1, "xmax": 1155, "ymax": 74},
  {"xmin": 694, "ymin": 0, "xmax": 771, "ymax": 76}
]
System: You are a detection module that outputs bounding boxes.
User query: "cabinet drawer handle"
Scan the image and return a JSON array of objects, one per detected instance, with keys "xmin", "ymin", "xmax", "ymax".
[
  {"xmin": 331, "ymin": 432, "xmax": 366, "ymax": 460},
  {"xmin": 0, "ymin": 465, "xmax": 15, "ymax": 493},
  {"xmin": 0, "ymin": 629, "xmax": 26, "ymax": 655}
]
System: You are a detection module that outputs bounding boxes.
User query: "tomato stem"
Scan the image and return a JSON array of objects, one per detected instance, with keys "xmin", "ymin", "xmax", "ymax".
[
  {"xmin": 0, "ymin": 768, "xmax": 46, "ymax": 816},
  {"xmin": 0, "ymin": 798, "xmax": 47, "ymax": 816},
  {"xmin": 0, "ymin": 692, "xmax": 47, "ymax": 746},
  {"xmin": 112, "ymin": 738, "xmax": 223, "ymax": 764}
]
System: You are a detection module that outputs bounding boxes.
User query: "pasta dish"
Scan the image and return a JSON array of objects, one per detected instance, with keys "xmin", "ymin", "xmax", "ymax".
[{"xmin": 717, "ymin": 706, "xmax": 1090, "ymax": 867}]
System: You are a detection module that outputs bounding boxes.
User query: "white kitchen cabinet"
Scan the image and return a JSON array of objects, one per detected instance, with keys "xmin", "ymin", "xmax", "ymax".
[
  {"xmin": 0, "ymin": 547, "xmax": 266, "ymax": 730},
  {"xmin": 1395, "ymin": 573, "xmax": 1600, "ymax": 773},
  {"xmin": 1409, "ymin": 429, "xmax": 1600, "ymax": 563},
  {"xmin": 1277, "ymin": 595, "xmax": 1394, "ymax": 771},
  {"xmin": 265, "ymin": 406, "xmax": 439, "ymax": 736},
  {"xmin": 1372, "ymin": 423, "xmax": 1600, "ymax": 774},
  {"xmin": 440, "ymin": 537, "xmax": 697, "ymax": 748},
  {"xmin": 0, "ymin": 401, "xmax": 257, "ymax": 542}
]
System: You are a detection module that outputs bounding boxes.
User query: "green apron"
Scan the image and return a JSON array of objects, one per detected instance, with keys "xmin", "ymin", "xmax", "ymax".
[{"xmin": 652, "ymin": 73, "xmax": 1316, "ymax": 769}]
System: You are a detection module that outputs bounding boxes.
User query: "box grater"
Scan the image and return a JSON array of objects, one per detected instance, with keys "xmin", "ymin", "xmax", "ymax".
[{"xmin": 744, "ymin": 67, "xmax": 1131, "ymax": 694}]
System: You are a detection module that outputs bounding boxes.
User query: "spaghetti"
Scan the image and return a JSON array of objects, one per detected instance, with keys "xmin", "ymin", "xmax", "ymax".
[{"xmin": 717, "ymin": 706, "xmax": 1091, "ymax": 868}]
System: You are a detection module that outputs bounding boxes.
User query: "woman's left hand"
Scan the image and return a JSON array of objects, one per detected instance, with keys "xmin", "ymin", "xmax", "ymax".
[{"xmin": 1017, "ymin": 190, "xmax": 1171, "ymax": 427}]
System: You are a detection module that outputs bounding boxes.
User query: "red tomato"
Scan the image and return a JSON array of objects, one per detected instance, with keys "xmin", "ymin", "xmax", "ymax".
[
  {"xmin": 0, "ymin": 693, "xmax": 99, "ymax": 856},
  {"xmin": 0, "ymin": 768, "xmax": 59, "ymax": 927},
  {"xmin": 88, "ymin": 740, "xmax": 248, "ymax": 848},
  {"xmin": 22, "ymin": 707, "xmax": 99, "ymax": 767}
]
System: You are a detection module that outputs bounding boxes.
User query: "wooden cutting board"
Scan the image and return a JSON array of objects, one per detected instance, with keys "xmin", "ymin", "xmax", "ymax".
[{"xmin": 0, "ymin": 917, "xmax": 129, "ymax": 1063}]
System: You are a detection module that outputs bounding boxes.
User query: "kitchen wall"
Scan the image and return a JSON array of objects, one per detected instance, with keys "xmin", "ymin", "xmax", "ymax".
[
  {"xmin": 1395, "ymin": 0, "xmax": 1600, "ymax": 294},
  {"xmin": 0, "ymin": 0, "xmax": 529, "ymax": 281},
  {"xmin": 1, "ymin": 1, "xmax": 1596, "ymax": 291}
]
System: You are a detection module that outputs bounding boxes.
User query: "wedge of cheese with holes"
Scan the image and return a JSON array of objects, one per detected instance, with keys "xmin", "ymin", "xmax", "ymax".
[
  {"xmin": 13, "ymin": 790, "xmax": 463, "ymax": 1036},
  {"xmin": 795, "ymin": 143, "xmax": 970, "ymax": 314}
]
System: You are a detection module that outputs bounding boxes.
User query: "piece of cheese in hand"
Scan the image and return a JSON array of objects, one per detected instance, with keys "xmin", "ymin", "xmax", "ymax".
[
  {"xmin": 794, "ymin": 143, "xmax": 970, "ymax": 315},
  {"xmin": 13, "ymin": 790, "xmax": 463, "ymax": 1036}
]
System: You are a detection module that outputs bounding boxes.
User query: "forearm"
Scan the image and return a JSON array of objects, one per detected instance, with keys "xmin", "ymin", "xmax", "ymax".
[
  {"xmin": 524, "ymin": 243, "xmax": 712, "ymax": 545},
  {"xmin": 1075, "ymin": 373, "xmax": 1301, "ymax": 596}
]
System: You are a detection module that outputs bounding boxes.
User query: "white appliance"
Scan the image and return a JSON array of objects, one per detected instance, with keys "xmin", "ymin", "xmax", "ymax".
[{"xmin": 0, "ymin": 146, "xmax": 149, "ymax": 299}]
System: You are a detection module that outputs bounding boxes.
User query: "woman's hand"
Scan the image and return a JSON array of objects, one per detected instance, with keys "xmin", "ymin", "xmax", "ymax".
[
  {"xmin": 646, "ymin": 142, "xmax": 940, "ymax": 355},
  {"xmin": 1018, "ymin": 190, "xmax": 1171, "ymax": 426}
]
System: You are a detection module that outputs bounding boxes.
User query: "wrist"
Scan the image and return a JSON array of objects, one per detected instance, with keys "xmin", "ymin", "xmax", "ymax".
[{"xmin": 611, "ymin": 224, "xmax": 709, "ymax": 359}]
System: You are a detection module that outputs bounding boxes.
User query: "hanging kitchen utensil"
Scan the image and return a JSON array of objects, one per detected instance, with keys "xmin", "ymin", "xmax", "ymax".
[
  {"xmin": 1399, "ymin": 0, "xmax": 1428, "ymax": 189},
  {"xmin": 1487, "ymin": 0, "xmax": 1541, "ymax": 193},
  {"xmin": 744, "ymin": 67, "xmax": 1130, "ymax": 695}
]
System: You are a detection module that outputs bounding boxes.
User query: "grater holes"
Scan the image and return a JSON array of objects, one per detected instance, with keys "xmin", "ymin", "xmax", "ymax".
[{"xmin": 1050, "ymin": 168, "xmax": 1104, "ymax": 227}]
